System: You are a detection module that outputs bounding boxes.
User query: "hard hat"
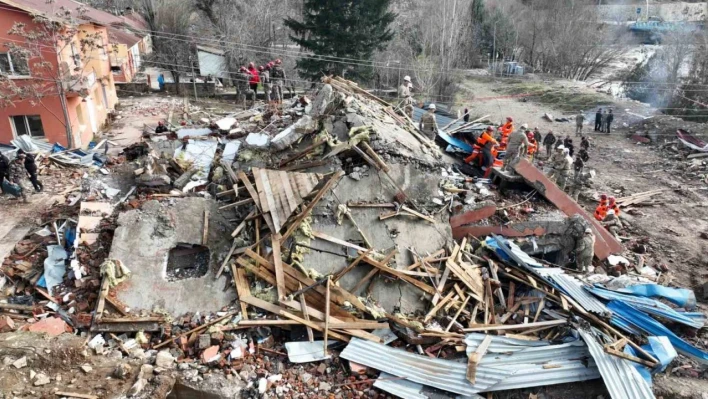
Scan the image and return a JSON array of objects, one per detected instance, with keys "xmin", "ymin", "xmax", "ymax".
[
  {"xmin": 158, "ymin": 121, "xmax": 164, "ymax": 125},
  {"xmin": 266, "ymin": 62, "xmax": 273, "ymax": 69},
  {"xmin": 486, "ymin": 126, "xmax": 494, "ymax": 132},
  {"xmin": 403, "ymin": 75, "xmax": 411, "ymax": 82},
  {"xmin": 563, "ymin": 148, "xmax": 570, "ymax": 154},
  {"xmin": 258, "ymin": 66, "xmax": 264, "ymax": 71},
  {"xmin": 584, "ymin": 228, "xmax": 593, "ymax": 234},
  {"xmin": 601, "ymin": 194, "xmax": 608, "ymax": 200},
  {"xmin": 428, "ymin": 104, "xmax": 436, "ymax": 110},
  {"xmin": 556, "ymin": 145, "xmax": 565, "ymax": 151},
  {"xmin": 248, "ymin": 62, "xmax": 255, "ymax": 68},
  {"xmin": 239, "ymin": 66, "xmax": 247, "ymax": 72},
  {"xmin": 609, "ymin": 196, "xmax": 616, "ymax": 203},
  {"xmin": 521, "ymin": 123, "xmax": 528, "ymax": 129},
  {"xmin": 506, "ymin": 116, "xmax": 513, "ymax": 122},
  {"xmin": 275, "ymin": 59, "xmax": 282, "ymax": 64}
]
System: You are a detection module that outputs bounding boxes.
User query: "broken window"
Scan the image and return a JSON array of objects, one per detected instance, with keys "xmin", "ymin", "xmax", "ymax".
[{"xmin": 165, "ymin": 244, "xmax": 210, "ymax": 281}]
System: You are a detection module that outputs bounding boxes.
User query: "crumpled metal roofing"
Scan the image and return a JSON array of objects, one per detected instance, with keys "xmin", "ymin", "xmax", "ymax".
[
  {"xmin": 340, "ymin": 338, "xmax": 514, "ymax": 396},
  {"xmin": 374, "ymin": 372, "xmax": 484, "ymax": 399},
  {"xmin": 464, "ymin": 333, "xmax": 600, "ymax": 391},
  {"xmin": 550, "ymin": 274, "xmax": 611, "ymax": 317},
  {"xmin": 578, "ymin": 329, "xmax": 656, "ymax": 399}
]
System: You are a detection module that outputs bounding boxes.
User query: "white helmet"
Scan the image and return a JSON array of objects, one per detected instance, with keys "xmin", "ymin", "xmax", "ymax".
[
  {"xmin": 521, "ymin": 123, "xmax": 529, "ymax": 129},
  {"xmin": 403, "ymin": 75, "xmax": 411, "ymax": 82},
  {"xmin": 428, "ymin": 103, "xmax": 436, "ymax": 110},
  {"xmin": 584, "ymin": 228, "xmax": 593, "ymax": 234}
]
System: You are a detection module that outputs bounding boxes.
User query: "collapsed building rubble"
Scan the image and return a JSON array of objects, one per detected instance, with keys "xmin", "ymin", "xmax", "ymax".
[{"xmin": 0, "ymin": 77, "xmax": 706, "ymax": 399}]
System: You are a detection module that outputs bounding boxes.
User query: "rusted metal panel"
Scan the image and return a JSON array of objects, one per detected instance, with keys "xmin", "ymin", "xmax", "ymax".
[
  {"xmin": 512, "ymin": 159, "xmax": 622, "ymax": 260},
  {"xmin": 449, "ymin": 205, "xmax": 497, "ymax": 228},
  {"xmin": 452, "ymin": 224, "xmax": 547, "ymax": 240}
]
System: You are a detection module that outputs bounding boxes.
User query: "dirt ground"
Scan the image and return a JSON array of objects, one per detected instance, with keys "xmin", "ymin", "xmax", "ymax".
[{"xmin": 458, "ymin": 77, "xmax": 708, "ymax": 298}]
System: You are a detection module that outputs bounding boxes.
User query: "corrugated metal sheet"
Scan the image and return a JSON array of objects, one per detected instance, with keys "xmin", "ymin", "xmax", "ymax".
[
  {"xmin": 340, "ymin": 338, "xmax": 513, "ymax": 396},
  {"xmin": 578, "ymin": 329, "xmax": 656, "ymax": 399},
  {"xmin": 485, "ymin": 360, "xmax": 600, "ymax": 392},
  {"xmin": 550, "ymin": 274, "xmax": 611, "ymax": 317},
  {"xmin": 374, "ymin": 372, "xmax": 485, "ymax": 399},
  {"xmin": 465, "ymin": 333, "xmax": 551, "ymax": 354}
]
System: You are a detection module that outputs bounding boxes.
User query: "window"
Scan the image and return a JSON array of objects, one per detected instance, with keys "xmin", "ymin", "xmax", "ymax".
[
  {"xmin": 76, "ymin": 104, "xmax": 85, "ymax": 127},
  {"xmin": 111, "ymin": 66, "xmax": 122, "ymax": 74},
  {"xmin": 10, "ymin": 115, "xmax": 44, "ymax": 138},
  {"xmin": 70, "ymin": 42, "xmax": 81, "ymax": 69},
  {"xmin": 0, "ymin": 53, "xmax": 29, "ymax": 76}
]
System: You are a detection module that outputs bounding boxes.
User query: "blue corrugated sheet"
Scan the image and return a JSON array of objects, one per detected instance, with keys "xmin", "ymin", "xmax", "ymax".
[
  {"xmin": 587, "ymin": 286, "xmax": 704, "ymax": 329},
  {"xmin": 550, "ymin": 274, "xmax": 611, "ymax": 317},
  {"xmin": 606, "ymin": 301, "xmax": 708, "ymax": 365},
  {"xmin": 615, "ymin": 284, "xmax": 696, "ymax": 310}
]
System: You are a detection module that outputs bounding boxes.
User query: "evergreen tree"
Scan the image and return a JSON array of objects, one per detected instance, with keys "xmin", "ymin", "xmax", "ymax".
[{"xmin": 284, "ymin": 0, "xmax": 395, "ymax": 82}]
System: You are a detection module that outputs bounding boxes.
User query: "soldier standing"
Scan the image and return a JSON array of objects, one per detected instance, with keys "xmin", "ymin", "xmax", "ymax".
[
  {"xmin": 418, "ymin": 104, "xmax": 439, "ymax": 141},
  {"xmin": 236, "ymin": 66, "xmax": 253, "ymax": 107},
  {"xmin": 398, "ymin": 75, "xmax": 414, "ymax": 119},
  {"xmin": 17, "ymin": 150, "xmax": 42, "ymax": 192},
  {"xmin": 575, "ymin": 228, "xmax": 595, "ymax": 273},
  {"xmin": 262, "ymin": 64, "xmax": 273, "ymax": 103},
  {"xmin": 542, "ymin": 130, "xmax": 556, "ymax": 158},
  {"xmin": 9, "ymin": 154, "xmax": 29, "ymax": 202},
  {"xmin": 271, "ymin": 59, "xmax": 286, "ymax": 104},
  {"xmin": 0, "ymin": 152, "xmax": 9, "ymax": 194},
  {"xmin": 569, "ymin": 155, "xmax": 584, "ymax": 200},
  {"xmin": 575, "ymin": 111, "xmax": 585, "ymax": 136}
]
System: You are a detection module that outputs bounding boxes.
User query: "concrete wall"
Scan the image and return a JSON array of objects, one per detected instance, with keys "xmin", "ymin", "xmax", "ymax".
[
  {"xmin": 598, "ymin": 2, "xmax": 707, "ymax": 22},
  {"xmin": 198, "ymin": 50, "xmax": 228, "ymax": 79},
  {"xmin": 115, "ymin": 82, "xmax": 152, "ymax": 97}
]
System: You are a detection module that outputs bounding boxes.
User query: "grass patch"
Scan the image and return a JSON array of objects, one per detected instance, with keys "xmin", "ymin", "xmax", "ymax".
[{"xmin": 496, "ymin": 81, "xmax": 613, "ymax": 113}]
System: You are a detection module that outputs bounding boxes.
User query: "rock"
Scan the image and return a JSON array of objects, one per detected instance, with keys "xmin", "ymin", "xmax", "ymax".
[
  {"xmin": 319, "ymin": 382, "xmax": 332, "ymax": 391},
  {"xmin": 33, "ymin": 373, "xmax": 50, "ymax": 386},
  {"xmin": 198, "ymin": 334, "xmax": 211, "ymax": 350},
  {"xmin": 30, "ymin": 370, "xmax": 36, "ymax": 380},
  {"xmin": 177, "ymin": 363, "xmax": 191, "ymax": 371},
  {"xmin": 127, "ymin": 378, "xmax": 147, "ymax": 397},
  {"xmin": 258, "ymin": 378, "xmax": 268, "ymax": 394},
  {"xmin": 201, "ymin": 346, "xmax": 220, "ymax": 363},
  {"xmin": 309, "ymin": 84, "xmax": 334, "ymax": 117},
  {"xmin": 27, "ymin": 317, "xmax": 68, "ymax": 337},
  {"xmin": 316, "ymin": 363, "xmax": 327, "ymax": 375},
  {"xmin": 349, "ymin": 172, "xmax": 361, "ymax": 181},
  {"xmin": 80, "ymin": 364, "xmax": 93, "ymax": 374},
  {"xmin": 0, "ymin": 315, "xmax": 15, "ymax": 332},
  {"xmin": 112, "ymin": 363, "xmax": 132, "ymax": 379},
  {"xmin": 12, "ymin": 356, "xmax": 27, "ymax": 369},
  {"xmin": 155, "ymin": 350, "xmax": 175, "ymax": 369},
  {"xmin": 2, "ymin": 356, "xmax": 14, "ymax": 366},
  {"xmin": 300, "ymin": 372, "xmax": 313, "ymax": 384}
]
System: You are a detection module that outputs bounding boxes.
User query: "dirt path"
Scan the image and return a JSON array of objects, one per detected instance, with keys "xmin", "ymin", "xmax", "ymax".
[{"xmin": 458, "ymin": 77, "xmax": 708, "ymax": 296}]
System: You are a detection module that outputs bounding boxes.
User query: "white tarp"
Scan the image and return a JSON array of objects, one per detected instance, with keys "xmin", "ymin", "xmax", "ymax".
[
  {"xmin": 174, "ymin": 140, "xmax": 218, "ymax": 179},
  {"xmin": 43, "ymin": 245, "xmax": 67, "ymax": 294},
  {"xmin": 223, "ymin": 141, "xmax": 241, "ymax": 164}
]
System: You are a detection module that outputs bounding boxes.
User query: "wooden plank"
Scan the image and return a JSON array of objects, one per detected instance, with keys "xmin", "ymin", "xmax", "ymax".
[
  {"xmin": 360, "ymin": 255, "xmax": 436, "ymax": 296},
  {"xmin": 312, "ymin": 231, "xmax": 369, "ymax": 253},
  {"xmin": 279, "ymin": 171, "xmax": 299, "ymax": 214},
  {"xmin": 424, "ymin": 291, "xmax": 455, "ymax": 323},
  {"xmin": 462, "ymin": 319, "xmax": 567, "ymax": 332},
  {"xmin": 260, "ymin": 170, "xmax": 281, "ymax": 230},
  {"xmin": 445, "ymin": 259, "xmax": 484, "ymax": 302},
  {"xmin": 278, "ymin": 140, "xmax": 325, "ymax": 167},
  {"xmin": 466, "ymin": 335, "xmax": 492, "ymax": 384},
  {"xmin": 445, "ymin": 295, "xmax": 471, "ymax": 332},
  {"xmin": 238, "ymin": 170, "xmax": 276, "ymax": 233},
  {"xmin": 94, "ymin": 277, "xmax": 110, "ymax": 323},
  {"xmin": 324, "ymin": 277, "xmax": 331, "ymax": 355},
  {"xmin": 280, "ymin": 299, "xmax": 382, "ymax": 342},
  {"xmin": 298, "ymin": 283, "xmax": 314, "ymax": 342},
  {"xmin": 270, "ymin": 172, "xmax": 290, "ymax": 229},
  {"xmin": 218, "ymin": 197, "xmax": 254, "ymax": 211},
  {"xmin": 54, "ymin": 392, "xmax": 98, "ymax": 399},
  {"xmin": 216, "ymin": 239, "xmax": 238, "ymax": 279},
  {"xmin": 233, "ymin": 265, "xmax": 251, "ymax": 319},
  {"xmin": 202, "ymin": 210, "xmax": 209, "ymax": 245},
  {"xmin": 282, "ymin": 171, "xmax": 344, "ymax": 241},
  {"xmin": 351, "ymin": 249, "xmax": 397, "ymax": 294},
  {"xmin": 154, "ymin": 312, "xmax": 236, "ymax": 349},
  {"xmin": 103, "ymin": 296, "xmax": 129, "ymax": 316},
  {"xmin": 253, "ymin": 168, "xmax": 271, "ymax": 213},
  {"xmin": 432, "ymin": 265, "xmax": 450, "ymax": 305},
  {"xmin": 231, "ymin": 209, "xmax": 257, "ymax": 238},
  {"xmin": 332, "ymin": 249, "xmax": 373, "ymax": 283},
  {"xmin": 272, "ymin": 234, "xmax": 286, "ymax": 301}
]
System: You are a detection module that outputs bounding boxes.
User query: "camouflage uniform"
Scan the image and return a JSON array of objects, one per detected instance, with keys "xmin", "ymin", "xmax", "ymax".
[
  {"xmin": 260, "ymin": 69, "xmax": 272, "ymax": 103},
  {"xmin": 502, "ymin": 130, "xmax": 529, "ymax": 172},
  {"xmin": 419, "ymin": 111, "xmax": 438, "ymax": 141},
  {"xmin": 271, "ymin": 65, "xmax": 286, "ymax": 103},
  {"xmin": 236, "ymin": 71, "xmax": 254, "ymax": 107},
  {"xmin": 546, "ymin": 149, "xmax": 565, "ymax": 182},
  {"xmin": 575, "ymin": 231, "xmax": 595, "ymax": 272},
  {"xmin": 397, "ymin": 84, "xmax": 413, "ymax": 118},
  {"xmin": 555, "ymin": 154, "xmax": 573, "ymax": 191},
  {"xmin": 569, "ymin": 157, "xmax": 584, "ymax": 200},
  {"xmin": 9, "ymin": 159, "xmax": 28, "ymax": 202}
]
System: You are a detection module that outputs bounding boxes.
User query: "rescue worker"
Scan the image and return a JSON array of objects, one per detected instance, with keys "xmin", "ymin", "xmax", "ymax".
[
  {"xmin": 259, "ymin": 65, "xmax": 272, "ymax": 103},
  {"xmin": 594, "ymin": 194, "xmax": 608, "ymax": 221},
  {"xmin": 580, "ymin": 136, "xmax": 590, "ymax": 151},
  {"xmin": 526, "ymin": 131, "xmax": 538, "ymax": 162},
  {"xmin": 602, "ymin": 209, "xmax": 623, "ymax": 240},
  {"xmin": 578, "ymin": 147, "xmax": 589, "ymax": 163},
  {"xmin": 236, "ymin": 66, "xmax": 253, "ymax": 107},
  {"xmin": 419, "ymin": 104, "xmax": 438, "ymax": 141},
  {"xmin": 595, "ymin": 108, "xmax": 602, "ymax": 131},
  {"xmin": 608, "ymin": 196, "xmax": 620, "ymax": 217},
  {"xmin": 606, "ymin": 109, "xmax": 614, "ymax": 134},
  {"xmin": 569, "ymin": 154, "xmax": 584, "ymax": 200},
  {"xmin": 556, "ymin": 148, "xmax": 573, "ymax": 190},
  {"xmin": 398, "ymin": 76, "xmax": 414, "ymax": 119},
  {"xmin": 479, "ymin": 126, "xmax": 498, "ymax": 178},
  {"xmin": 600, "ymin": 109, "xmax": 608, "ymax": 133},
  {"xmin": 155, "ymin": 121, "xmax": 168, "ymax": 134},
  {"xmin": 271, "ymin": 59, "xmax": 286, "ymax": 104},
  {"xmin": 502, "ymin": 128, "xmax": 529, "ymax": 172},
  {"xmin": 533, "ymin": 127, "xmax": 542, "ymax": 145},
  {"xmin": 0, "ymin": 151, "xmax": 10, "ymax": 193},
  {"xmin": 247, "ymin": 62, "xmax": 260, "ymax": 98},
  {"xmin": 463, "ymin": 107, "xmax": 470, "ymax": 123},
  {"xmin": 575, "ymin": 111, "xmax": 585, "ymax": 136},
  {"xmin": 16, "ymin": 149, "xmax": 42, "ymax": 192},
  {"xmin": 547, "ymin": 146, "xmax": 566, "ymax": 183},
  {"xmin": 543, "ymin": 130, "xmax": 556, "ymax": 158},
  {"xmin": 498, "ymin": 117, "xmax": 514, "ymax": 150},
  {"xmin": 565, "ymin": 137, "xmax": 575, "ymax": 157},
  {"xmin": 9, "ymin": 154, "xmax": 29, "ymax": 202},
  {"xmin": 575, "ymin": 228, "xmax": 595, "ymax": 273}
]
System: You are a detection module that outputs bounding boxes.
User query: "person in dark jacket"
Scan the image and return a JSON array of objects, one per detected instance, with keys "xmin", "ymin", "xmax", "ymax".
[
  {"xmin": 580, "ymin": 136, "xmax": 590, "ymax": 151},
  {"xmin": 16, "ymin": 149, "xmax": 42, "ymax": 192},
  {"xmin": 463, "ymin": 107, "xmax": 470, "ymax": 123},
  {"xmin": 155, "ymin": 121, "xmax": 168, "ymax": 134},
  {"xmin": 564, "ymin": 137, "xmax": 575, "ymax": 157},
  {"xmin": 606, "ymin": 109, "xmax": 614, "ymax": 134},
  {"xmin": 0, "ymin": 152, "xmax": 10, "ymax": 193},
  {"xmin": 543, "ymin": 130, "xmax": 556, "ymax": 158},
  {"xmin": 595, "ymin": 108, "xmax": 602, "ymax": 131}
]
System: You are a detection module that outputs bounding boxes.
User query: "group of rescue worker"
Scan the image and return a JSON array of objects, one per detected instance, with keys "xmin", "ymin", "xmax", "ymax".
[{"xmin": 235, "ymin": 59, "xmax": 287, "ymax": 106}]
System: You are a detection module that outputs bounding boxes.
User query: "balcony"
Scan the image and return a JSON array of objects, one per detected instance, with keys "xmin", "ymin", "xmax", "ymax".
[{"xmin": 61, "ymin": 70, "xmax": 96, "ymax": 97}]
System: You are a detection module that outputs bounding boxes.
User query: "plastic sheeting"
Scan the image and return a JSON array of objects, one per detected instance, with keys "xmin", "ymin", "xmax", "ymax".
[
  {"xmin": 173, "ymin": 140, "xmax": 218, "ymax": 179},
  {"xmin": 39, "ymin": 245, "xmax": 67, "ymax": 295},
  {"xmin": 607, "ymin": 300, "xmax": 708, "ymax": 365},
  {"xmin": 176, "ymin": 128, "xmax": 213, "ymax": 139},
  {"xmin": 615, "ymin": 284, "xmax": 696, "ymax": 310}
]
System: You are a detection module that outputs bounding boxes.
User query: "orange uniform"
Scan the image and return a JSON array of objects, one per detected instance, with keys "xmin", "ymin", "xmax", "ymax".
[
  {"xmin": 527, "ymin": 137, "xmax": 537, "ymax": 160},
  {"xmin": 609, "ymin": 202, "xmax": 620, "ymax": 217},
  {"xmin": 594, "ymin": 198, "xmax": 608, "ymax": 221},
  {"xmin": 498, "ymin": 122, "xmax": 513, "ymax": 150}
]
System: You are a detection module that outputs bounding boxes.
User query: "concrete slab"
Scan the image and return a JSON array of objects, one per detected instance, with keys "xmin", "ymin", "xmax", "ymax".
[
  {"xmin": 303, "ymin": 163, "xmax": 452, "ymax": 313},
  {"xmin": 513, "ymin": 158, "xmax": 622, "ymax": 260},
  {"xmin": 110, "ymin": 198, "xmax": 236, "ymax": 315}
]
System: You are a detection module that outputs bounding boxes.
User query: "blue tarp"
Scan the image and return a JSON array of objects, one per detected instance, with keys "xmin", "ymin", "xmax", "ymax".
[
  {"xmin": 438, "ymin": 129, "xmax": 473, "ymax": 153},
  {"xmin": 587, "ymin": 286, "xmax": 704, "ymax": 329},
  {"xmin": 607, "ymin": 301, "xmax": 708, "ymax": 365},
  {"xmin": 616, "ymin": 284, "xmax": 696, "ymax": 310},
  {"xmin": 625, "ymin": 336, "xmax": 676, "ymax": 385}
]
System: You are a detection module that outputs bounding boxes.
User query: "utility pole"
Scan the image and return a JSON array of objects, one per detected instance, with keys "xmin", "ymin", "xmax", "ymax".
[
  {"xmin": 189, "ymin": 54, "xmax": 198, "ymax": 101},
  {"xmin": 492, "ymin": 22, "xmax": 497, "ymax": 77},
  {"xmin": 56, "ymin": 80, "xmax": 73, "ymax": 148}
]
